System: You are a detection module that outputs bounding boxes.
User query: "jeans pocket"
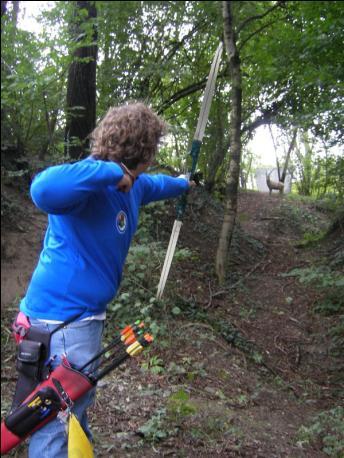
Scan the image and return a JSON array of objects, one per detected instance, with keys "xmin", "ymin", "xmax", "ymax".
[{"xmin": 62, "ymin": 320, "xmax": 104, "ymax": 372}]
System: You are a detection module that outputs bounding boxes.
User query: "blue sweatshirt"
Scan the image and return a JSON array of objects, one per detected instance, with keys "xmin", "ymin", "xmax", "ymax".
[{"xmin": 20, "ymin": 157, "xmax": 189, "ymax": 321}]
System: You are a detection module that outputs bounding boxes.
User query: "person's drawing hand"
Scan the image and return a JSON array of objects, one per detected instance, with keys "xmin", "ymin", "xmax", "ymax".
[{"xmin": 117, "ymin": 174, "xmax": 134, "ymax": 193}]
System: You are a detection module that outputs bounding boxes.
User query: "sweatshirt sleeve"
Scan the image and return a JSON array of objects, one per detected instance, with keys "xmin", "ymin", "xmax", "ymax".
[
  {"xmin": 139, "ymin": 174, "xmax": 189, "ymax": 205},
  {"xmin": 30, "ymin": 159, "xmax": 124, "ymax": 214}
]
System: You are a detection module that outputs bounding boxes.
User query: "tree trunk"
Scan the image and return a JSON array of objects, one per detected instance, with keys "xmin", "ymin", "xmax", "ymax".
[
  {"xmin": 216, "ymin": 1, "xmax": 242, "ymax": 284},
  {"xmin": 240, "ymin": 153, "xmax": 253, "ymax": 189},
  {"xmin": 295, "ymin": 131, "xmax": 313, "ymax": 196},
  {"xmin": 64, "ymin": 1, "xmax": 98, "ymax": 159},
  {"xmin": 40, "ymin": 93, "xmax": 58, "ymax": 160},
  {"xmin": 322, "ymin": 141, "xmax": 329, "ymax": 196},
  {"xmin": 268, "ymin": 125, "xmax": 281, "ymax": 180},
  {"xmin": 280, "ymin": 127, "xmax": 297, "ymax": 183},
  {"xmin": 205, "ymin": 97, "xmax": 230, "ymax": 193},
  {"xmin": 1, "ymin": 1, "xmax": 7, "ymax": 17}
]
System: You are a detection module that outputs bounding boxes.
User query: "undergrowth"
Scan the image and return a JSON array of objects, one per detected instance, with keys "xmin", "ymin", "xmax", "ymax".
[
  {"xmin": 104, "ymin": 201, "xmax": 195, "ymax": 340},
  {"xmin": 283, "ymin": 258, "xmax": 344, "ymax": 356},
  {"xmin": 297, "ymin": 406, "xmax": 344, "ymax": 457}
]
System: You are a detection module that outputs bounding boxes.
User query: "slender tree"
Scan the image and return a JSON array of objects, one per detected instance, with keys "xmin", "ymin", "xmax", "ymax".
[
  {"xmin": 280, "ymin": 127, "xmax": 297, "ymax": 183},
  {"xmin": 215, "ymin": 1, "xmax": 242, "ymax": 284},
  {"xmin": 215, "ymin": 1, "xmax": 288, "ymax": 283}
]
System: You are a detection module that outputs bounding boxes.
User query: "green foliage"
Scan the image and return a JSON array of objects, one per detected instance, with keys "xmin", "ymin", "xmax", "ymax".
[
  {"xmin": 329, "ymin": 316, "xmax": 344, "ymax": 358},
  {"xmin": 138, "ymin": 389, "xmax": 198, "ymax": 444},
  {"xmin": 141, "ymin": 354, "xmax": 165, "ymax": 375},
  {"xmin": 294, "ymin": 133, "xmax": 344, "ymax": 199},
  {"xmin": 298, "ymin": 230, "xmax": 327, "ymax": 247},
  {"xmin": 107, "ymin": 202, "xmax": 164, "ymax": 326},
  {"xmin": 106, "ymin": 201, "xmax": 195, "ymax": 332},
  {"xmin": 1, "ymin": 0, "xmax": 343, "ymax": 199},
  {"xmin": 284, "ymin": 266, "xmax": 344, "ymax": 316},
  {"xmin": 285, "ymin": 266, "xmax": 343, "ymax": 290},
  {"xmin": 167, "ymin": 358, "xmax": 207, "ymax": 381},
  {"xmin": 283, "ymin": 257, "xmax": 343, "ymax": 357},
  {"xmin": 297, "ymin": 407, "xmax": 344, "ymax": 457},
  {"xmin": 138, "ymin": 389, "xmax": 199, "ymax": 444},
  {"xmin": 1, "ymin": 2, "xmax": 74, "ymax": 159},
  {"xmin": 173, "ymin": 247, "xmax": 195, "ymax": 261},
  {"xmin": 276, "ymin": 200, "xmax": 325, "ymax": 236},
  {"xmin": 242, "ymin": 1, "xmax": 344, "ymax": 143},
  {"xmin": 252, "ymin": 351, "xmax": 264, "ymax": 364},
  {"xmin": 138, "ymin": 408, "xmax": 172, "ymax": 443},
  {"xmin": 167, "ymin": 389, "xmax": 197, "ymax": 420}
]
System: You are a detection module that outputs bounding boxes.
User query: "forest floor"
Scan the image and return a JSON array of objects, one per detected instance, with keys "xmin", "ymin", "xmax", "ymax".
[{"xmin": 1, "ymin": 180, "xmax": 343, "ymax": 458}]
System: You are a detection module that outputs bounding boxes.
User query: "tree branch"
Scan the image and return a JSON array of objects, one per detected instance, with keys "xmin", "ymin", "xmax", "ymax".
[
  {"xmin": 237, "ymin": 1, "xmax": 284, "ymax": 35},
  {"xmin": 239, "ymin": 19, "xmax": 277, "ymax": 51},
  {"xmin": 161, "ymin": 20, "xmax": 206, "ymax": 65},
  {"xmin": 157, "ymin": 66, "xmax": 228, "ymax": 114},
  {"xmin": 157, "ymin": 78, "xmax": 207, "ymax": 114},
  {"xmin": 242, "ymin": 103, "xmax": 280, "ymax": 136},
  {"xmin": 149, "ymin": 24, "xmax": 207, "ymax": 101}
]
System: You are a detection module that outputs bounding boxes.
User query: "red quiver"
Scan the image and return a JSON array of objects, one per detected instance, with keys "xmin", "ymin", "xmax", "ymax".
[
  {"xmin": 1, "ymin": 320, "xmax": 153, "ymax": 456},
  {"xmin": 1, "ymin": 358, "xmax": 93, "ymax": 455}
]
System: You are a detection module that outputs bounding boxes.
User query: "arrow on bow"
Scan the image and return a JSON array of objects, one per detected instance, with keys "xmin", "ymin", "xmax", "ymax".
[{"xmin": 156, "ymin": 43, "xmax": 223, "ymax": 300}]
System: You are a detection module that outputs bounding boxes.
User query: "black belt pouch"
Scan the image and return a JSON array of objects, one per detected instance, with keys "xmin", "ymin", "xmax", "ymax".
[{"xmin": 11, "ymin": 327, "xmax": 52, "ymax": 411}]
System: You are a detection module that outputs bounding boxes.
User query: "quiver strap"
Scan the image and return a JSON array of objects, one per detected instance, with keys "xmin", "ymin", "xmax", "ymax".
[{"xmin": 1, "ymin": 360, "xmax": 94, "ymax": 455}]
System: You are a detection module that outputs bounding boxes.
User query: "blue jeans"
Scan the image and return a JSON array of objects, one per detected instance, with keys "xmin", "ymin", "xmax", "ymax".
[{"xmin": 28, "ymin": 318, "xmax": 104, "ymax": 458}]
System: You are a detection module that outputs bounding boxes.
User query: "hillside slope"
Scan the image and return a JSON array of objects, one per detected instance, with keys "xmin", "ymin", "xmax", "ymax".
[{"xmin": 1, "ymin": 184, "xmax": 343, "ymax": 457}]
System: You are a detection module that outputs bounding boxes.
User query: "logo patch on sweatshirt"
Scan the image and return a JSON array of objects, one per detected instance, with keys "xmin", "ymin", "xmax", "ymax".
[{"xmin": 116, "ymin": 210, "xmax": 127, "ymax": 234}]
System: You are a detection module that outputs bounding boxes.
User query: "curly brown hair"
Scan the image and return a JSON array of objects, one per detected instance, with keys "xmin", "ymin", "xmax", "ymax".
[{"xmin": 90, "ymin": 103, "xmax": 167, "ymax": 169}]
